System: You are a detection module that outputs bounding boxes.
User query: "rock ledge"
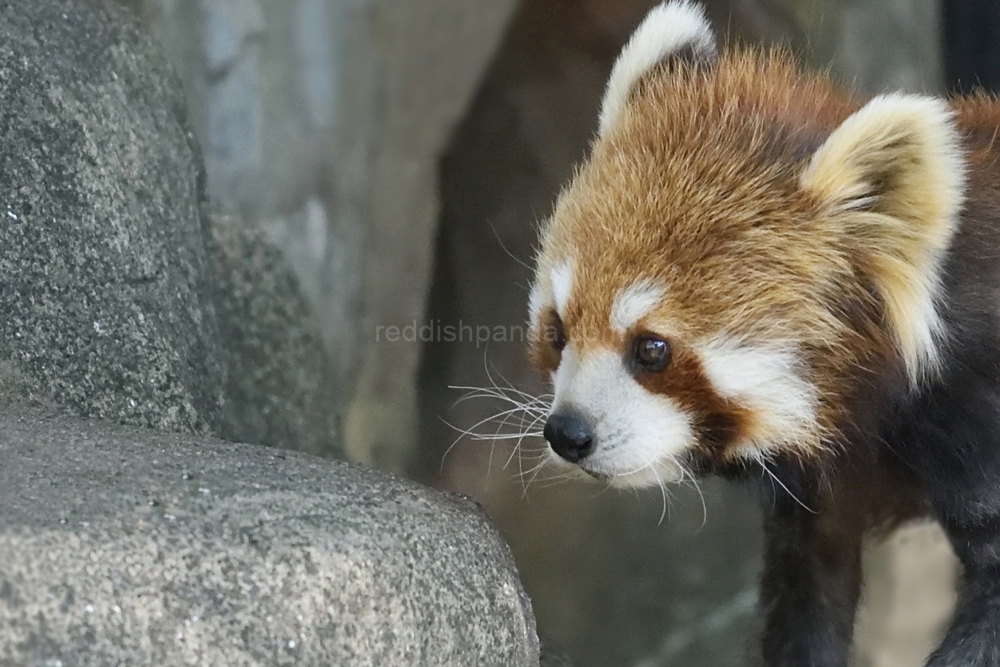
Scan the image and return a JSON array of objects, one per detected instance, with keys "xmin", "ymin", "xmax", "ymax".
[{"xmin": 0, "ymin": 405, "xmax": 539, "ymax": 667}]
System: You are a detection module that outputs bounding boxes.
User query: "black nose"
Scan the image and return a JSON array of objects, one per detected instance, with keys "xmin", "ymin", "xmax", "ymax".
[{"xmin": 544, "ymin": 413, "xmax": 595, "ymax": 463}]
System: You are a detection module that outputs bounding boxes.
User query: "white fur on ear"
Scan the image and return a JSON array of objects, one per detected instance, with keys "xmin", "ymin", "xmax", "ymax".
[
  {"xmin": 801, "ymin": 94, "xmax": 967, "ymax": 386},
  {"xmin": 598, "ymin": 1, "xmax": 716, "ymax": 137}
]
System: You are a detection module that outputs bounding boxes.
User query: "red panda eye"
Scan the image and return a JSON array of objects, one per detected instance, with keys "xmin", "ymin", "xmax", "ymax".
[
  {"xmin": 551, "ymin": 317, "xmax": 567, "ymax": 352},
  {"xmin": 634, "ymin": 335, "xmax": 671, "ymax": 371}
]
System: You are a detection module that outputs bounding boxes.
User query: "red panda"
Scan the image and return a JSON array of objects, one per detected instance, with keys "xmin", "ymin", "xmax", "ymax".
[{"xmin": 527, "ymin": 2, "xmax": 1000, "ymax": 665}]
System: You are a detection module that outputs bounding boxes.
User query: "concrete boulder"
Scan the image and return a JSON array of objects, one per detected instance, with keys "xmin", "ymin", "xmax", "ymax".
[
  {"xmin": 0, "ymin": 0, "xmax": 341, "ymax": 457},
  {"xmin": 0, "ymin": 0, "xmax": 531, "ymax": 663},
  {"xmin": 0, "ymin": 0, "xmax": 223, "ymax": 433},
  {"xmin": 0, "ymin": 404, "xmax": 539, "ymax": 666},
  {"xmin": 210, "ymin": 215, "xmax": 341, "ymax": 458}
]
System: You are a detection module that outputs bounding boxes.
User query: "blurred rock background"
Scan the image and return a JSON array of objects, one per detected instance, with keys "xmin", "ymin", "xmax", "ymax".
[{"xmin": 112, "ymin": 0, "xmax": 975, "ymax": 665}]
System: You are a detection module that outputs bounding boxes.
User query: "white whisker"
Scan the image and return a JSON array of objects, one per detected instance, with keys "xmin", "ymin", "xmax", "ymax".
[
  {"xmin": 678, "ymin": 462, "xmax": 708, "ymax": 529},
  {"xmin": 758, "ymin": 455, "xmax": 817, "ymax": 514},
  {"xmin": 444, "ymin": 370, "xmax": 554, "ymax": 491},
  {"xmin": 650, "ymin": 463, "xmax": 671, "ymax": 526}
]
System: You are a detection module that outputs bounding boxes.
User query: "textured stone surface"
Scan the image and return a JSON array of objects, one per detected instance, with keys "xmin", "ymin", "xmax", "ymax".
[
  {"xmin": 210, "ymin": 214, "xmax": 341, "ymax": 458},
  {"xmin": 0, "ymin": 405, "xmax": 538, "ymax": 666},
  {"xmin": 0, "ymin": 0, "xmax": 343, "ymax": 457},
  {"xmin": 0, "ymin": 0, "xmax": 223, "ymax": 433},
  {"xmin": 125, "ymin": 0, "xmax": 373, "ymax": 401}
]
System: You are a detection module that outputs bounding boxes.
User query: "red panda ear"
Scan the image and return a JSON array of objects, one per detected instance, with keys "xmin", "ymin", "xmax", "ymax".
[
  {"xmin": 801, "ymin": 94, "xmax": 967, "ymax": 386},
  {"xmin": 598, "ymin": 1, "xmax": 717, "ymax": 138}
]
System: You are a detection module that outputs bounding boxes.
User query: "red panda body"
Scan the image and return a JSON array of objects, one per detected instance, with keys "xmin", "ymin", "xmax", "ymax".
[{"xmin": 527, "ymin": 3, "xmax": 1000, "ymax": 665}]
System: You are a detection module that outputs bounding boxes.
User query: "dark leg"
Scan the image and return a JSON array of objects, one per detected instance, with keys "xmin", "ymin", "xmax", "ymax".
[
  {"xmin": 758, "ymin": 483, "xmax": 865, "ymax": 667},
  {"xmin": 896, "ymin": 360, "xmax": 1000, "ymax": 666},
  {"xmin": 922, "ymin": 510, "xmax": 1000, "ymax": 666},
  {"xmin": 926, "ymin": 565, "xmax": 1000, "ymax": 666}
]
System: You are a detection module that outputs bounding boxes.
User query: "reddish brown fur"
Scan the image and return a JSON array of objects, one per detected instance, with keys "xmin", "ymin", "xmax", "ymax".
[
  {"xmin": 531, "ymin": 48, "xmax": 900, "ymax": 458},
  {"xmin": 529, "ymin": 21, "xmax": 1000, "ymax": 664},
  {"xmin": 630, "ymin": 341, "xmax": 754, "ymax": 452}
]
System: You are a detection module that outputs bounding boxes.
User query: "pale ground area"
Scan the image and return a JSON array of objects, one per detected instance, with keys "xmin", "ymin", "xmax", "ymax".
[{"xmin": 854, "ymin": 522, "xmax": 959, "ymax": 667}]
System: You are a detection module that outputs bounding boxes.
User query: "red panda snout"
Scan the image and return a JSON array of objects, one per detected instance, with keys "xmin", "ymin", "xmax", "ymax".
[
  {"xmin": 545, "ymin": 345, "xmax": 696, "ymax": 487},
  {"xmin": 543, "ymin": 412, "xmax": 594, "ymax": 464},
  {"xmin": 536, "ymin": 326, "xmax": 825, "ymax": 488}
]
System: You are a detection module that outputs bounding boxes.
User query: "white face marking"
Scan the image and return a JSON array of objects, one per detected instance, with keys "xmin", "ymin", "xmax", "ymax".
[
  {"xmin": 599, "ymin": 1, "xmax": 716, "ymax": 136},
  {"xmin": 528, "ymin": 281, "xmax": 545, "ymax": 329},
  {"xmin": 697, "ymin": 338, "xmax": 820, "ymax": 452},
  {"xmin": 550, "ymin": 348, "xmax": 694, "ymax": 487},
  {"xmin": 550, "ymin": 262, "xmax": 574, "ymax": 317},
  {"xmin": 610, "ymin": 280, "xmax": 665, "ymax": 333}
]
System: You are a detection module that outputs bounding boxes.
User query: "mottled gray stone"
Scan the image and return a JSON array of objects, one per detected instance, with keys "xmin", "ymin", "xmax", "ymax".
[
  {"xmin": 0, "ymin": 405, "xmax": 539, "ymax": 666},
  {"xmin": 0, "ymin": 0, "xmax": 223, "ymax": 433},
  {"xmin": 125, "ymin": 0, "xmax": 374, "ymax": 446},
  {"xmin": 210, "ymin": 214, "xmax": 341, "ymax": 458}
]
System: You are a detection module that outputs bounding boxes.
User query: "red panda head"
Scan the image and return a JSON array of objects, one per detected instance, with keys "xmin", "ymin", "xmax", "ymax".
[{"xmin": 528, "ymin": 1, "xmax": 966, "ymax": 487}]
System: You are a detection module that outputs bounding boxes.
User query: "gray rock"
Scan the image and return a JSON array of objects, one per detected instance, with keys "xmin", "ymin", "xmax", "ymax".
[
  {"xmin": 210, "ymin": 214, "xmax": 341, "ymax": 458},
  {"xmin": 125, "ymin": 0, "xmax": 375, "ymax": 432},
  {"xmin": 0, "ymin": 0, "xmax": 223, "ymax": 433},
  {"xmin": 0, "ymin": 404, "xmax": 539, "ymax": 666}
]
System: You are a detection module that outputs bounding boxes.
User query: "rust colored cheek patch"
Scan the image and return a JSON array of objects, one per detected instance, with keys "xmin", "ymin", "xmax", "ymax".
[
  {"xmin": 529, "ymin": 341, "xmax": 561, "ymax": 376},
  {"xmin": 632, "ymin": 344, "xmax": 752, "ymax": 454},
  {"xmin": 529, "ymin": 310, "xmax": 564, "ymax": 374}
]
